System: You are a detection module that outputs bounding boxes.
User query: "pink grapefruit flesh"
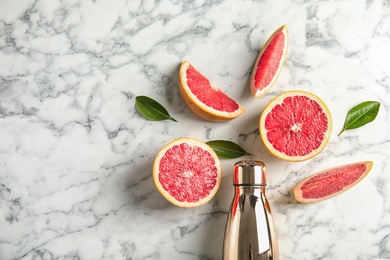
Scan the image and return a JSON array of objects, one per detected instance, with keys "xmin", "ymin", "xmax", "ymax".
[
  {"xmin": 179, "ymin": 60, "xmax": 245, "ymax": 122},
  {"xmin": 250, "ymin": 25, "xmax": 288, "ymax": 98},
  {"xmin": 259, "ymin": 91, "xmax": 332, "ymax": 162},
  {"xmin": 153, "ymin": 138, "xmax": 222, "ymax": 208},
  {"xmin": 294, "ymin": 161, "xmax": 373, "ymax": 203},
  {"xmin": 186, "ymin": 65, "xmax": 240, "ymax": 113}
]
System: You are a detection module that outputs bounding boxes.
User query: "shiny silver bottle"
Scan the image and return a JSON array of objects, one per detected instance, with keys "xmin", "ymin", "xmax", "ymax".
[{"xmin": 223, "ymin": 160, "xmax": 278, "ymax": 260}]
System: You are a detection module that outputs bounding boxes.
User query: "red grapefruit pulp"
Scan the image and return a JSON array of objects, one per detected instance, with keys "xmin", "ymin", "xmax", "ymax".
[
  {"xmin": 294, "ymin": 161, "xmax": 373, "ymax": 203},
  {"xmin": 259, "ymin": 91, "xmax": 332, "ymax": 162},
  {"xmin": 153, "ymin": 138, "xmax": 222, "ymax": 207},
  {"xmin": 179, "ymin": 60, "xmax": 245, "ymax": 122},
  {"xmin": 186, "ymin": 65, "xmax": 239, "ymax": 112},
  {"xmin": 250, "ymin": 25, "xmax": 288, "ymax": 97}
]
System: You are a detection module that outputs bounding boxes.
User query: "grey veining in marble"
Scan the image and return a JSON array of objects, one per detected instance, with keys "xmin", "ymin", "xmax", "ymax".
[{"xmin": 0, "ymin": 0, "xmax": 389, "ymax": 259}]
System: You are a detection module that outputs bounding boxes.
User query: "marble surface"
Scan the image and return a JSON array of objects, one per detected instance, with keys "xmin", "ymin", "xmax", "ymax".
[{"xmin": 0, "ymin": 0, "xmax": 389, "ymax": 259}]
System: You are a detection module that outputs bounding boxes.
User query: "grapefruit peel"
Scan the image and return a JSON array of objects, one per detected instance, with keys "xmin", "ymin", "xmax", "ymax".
[
  {"xmin": 259, "ymin": 90, "xmax": 332, "ymax": 162},
  {"xmin": 250, "ymin": 25, "xmax": 288, "ymax": 98},
  {"xmin": 293, "ymin": 161, "xmax": 373, "ymax": 203},
  {"xmin": 153, "ymin": 138, "xmax": 222, "ymax": 208},
  {"xmin": 179, "ymin": 60, "xmax": 245, "ymax": 122}
]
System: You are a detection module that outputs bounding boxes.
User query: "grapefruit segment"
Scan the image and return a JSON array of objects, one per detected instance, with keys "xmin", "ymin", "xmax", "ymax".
[
  {"xmin": 179, "ymin": 60, "xmax": 245, "ymax": 122},
  {"xmin": 250, "ymin": 25, "xmax": 288, "ymax": 98},
  {"xmin": 153, "ymin": 138, "xmax": 222, "ymax": 207},
  {"xmin": 293, "ymin": 161, "xmax": 373, "ymax": 203},
  {"xmin": 259, "ymin": 90, "xmax": 332, "ymax": 162}
]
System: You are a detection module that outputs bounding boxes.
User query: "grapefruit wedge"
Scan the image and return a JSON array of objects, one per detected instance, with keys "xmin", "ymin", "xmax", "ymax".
[
  {"xmin": 294, "ymin": 161, "xmax": 374, "ymax": 203},
  {"xmin": 259, "ymin": 90, "xmax": 332, "ymax": 162},
  {"xmin": 250, "ymin": 25, "xmax": 288, "ymax": 98},
  {"xmin": 153, "ymin": 138, "xmax": 222, "ymax": 208},
  {"xmin": 179, "ymin": 60, "xmax": 245, "ymax": 122}
]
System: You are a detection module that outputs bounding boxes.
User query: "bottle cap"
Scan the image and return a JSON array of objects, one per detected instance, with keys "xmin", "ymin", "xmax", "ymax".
[{"xmin": 233, "ymin": 160, "xmax": 266, "ymax": 186}]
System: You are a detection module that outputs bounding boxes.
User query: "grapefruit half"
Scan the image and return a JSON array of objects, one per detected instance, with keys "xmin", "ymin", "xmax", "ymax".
[
  {"xmin": 259, "ymin": 90, "xmax": 332, "ymax": 162},
  {"xmin": 250, "ymin": 25, "xmax": 288, "ymax": 98},
  {"xmin": 293, "ymin": 161, "xmax": 373, "ymax": 203},
  {"xmin": 179, "ymin": 60, "xmax": 245, "ymax": 122},
  {"xmin": 153, "ymin": 138, "xmax": 222, "ymax": 208}
]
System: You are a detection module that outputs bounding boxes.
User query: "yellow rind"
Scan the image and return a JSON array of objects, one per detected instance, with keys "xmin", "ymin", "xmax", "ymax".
[
  {"xmin": 293, "ymin": 161, "xmax": 374, "ymax": 203},
  {"xmin": 152, "ymin": 137, "xmax": 222, "ymax": 208},
  {"xmin": 250, "ymin": 24, "xmax": 288, "ymax": 98},
  {"xmin": 179, "ymin": 60, "xmax": 245, "ymax": 122},
  {"xmin": 259, "ymin": 90, "xmax": 332, "ymax": 162}
]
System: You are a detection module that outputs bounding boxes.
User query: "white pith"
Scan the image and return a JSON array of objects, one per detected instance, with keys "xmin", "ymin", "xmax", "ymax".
[{"xmin": 291, "ymin": 123, "xmax": 302, "ymax": 132}]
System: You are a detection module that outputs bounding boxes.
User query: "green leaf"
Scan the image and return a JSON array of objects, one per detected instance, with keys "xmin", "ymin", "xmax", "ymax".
[
  {"xmin": 206, "ymin": 140, "xmax": 252, "ymax": 159},
  {"xmin": 338, "ymin": 101, "xmax": 380, "ymax": 136},
  {"xmin": 135, "ymin": 96, "xmax": 177, "ymax": 122}
]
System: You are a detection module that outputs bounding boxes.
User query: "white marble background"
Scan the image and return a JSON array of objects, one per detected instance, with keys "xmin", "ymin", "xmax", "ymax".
[{"xmin": 0, "ymin": 0, "xmax": 389, "ymax": 259}]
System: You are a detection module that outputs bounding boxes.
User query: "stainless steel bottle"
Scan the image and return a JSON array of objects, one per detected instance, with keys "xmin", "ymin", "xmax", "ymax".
[{"xmin": 223, "ymin": 160, "xmax": 278, "ymax": 260}]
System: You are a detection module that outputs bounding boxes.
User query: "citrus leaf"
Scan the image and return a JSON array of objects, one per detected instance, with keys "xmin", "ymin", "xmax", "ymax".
[
  {"xmin": 338, "ymin": 101, "xmax": 380, "ymax": 136},
  {"xmin": 135, "ymin": 96, "xmax": 177, "ymax": 122},
  {"xmin": 206, "ymin": 140, "xmax": 252, "ymax": 159}
]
